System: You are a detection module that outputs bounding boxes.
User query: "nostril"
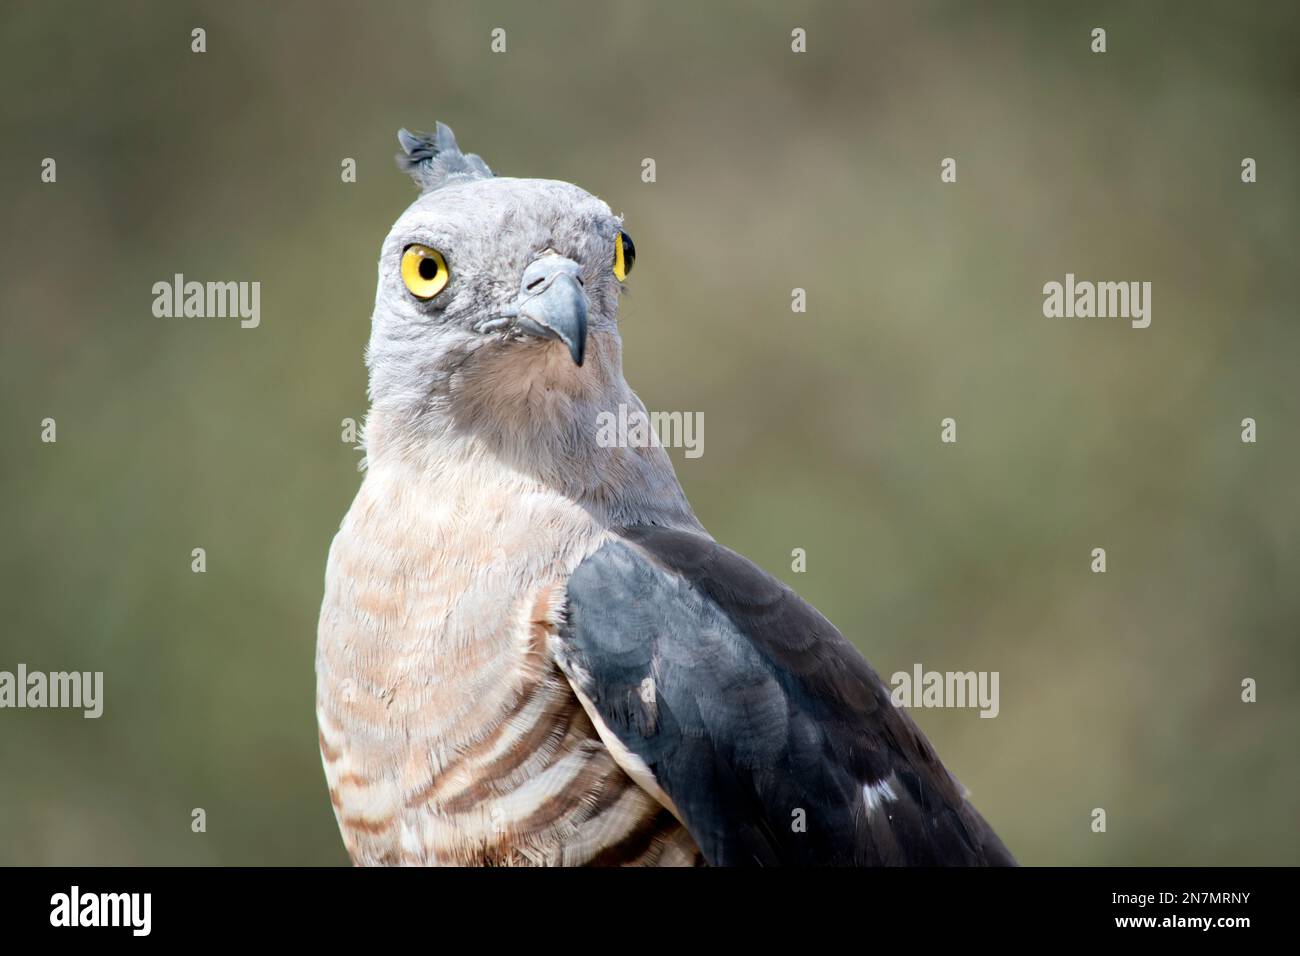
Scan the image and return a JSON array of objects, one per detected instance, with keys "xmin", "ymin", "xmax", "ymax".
[
  {"xmin": 526, "ymin": 277, "xmax": 545, "ymax": 291},
  {"xmin": 575, "ymin": 277, "xmax": 584, "ymax": 287}
]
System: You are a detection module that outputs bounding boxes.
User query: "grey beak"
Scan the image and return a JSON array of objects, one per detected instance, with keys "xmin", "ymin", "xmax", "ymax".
[{"xmin": 509, "ymin": 255, "xmax": 589, "ymax": 366}]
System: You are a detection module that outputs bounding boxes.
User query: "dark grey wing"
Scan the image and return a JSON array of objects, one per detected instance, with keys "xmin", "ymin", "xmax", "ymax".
[{"xmin": 554, "ymin": 526, "xmax": 1015, "ymax": 867}]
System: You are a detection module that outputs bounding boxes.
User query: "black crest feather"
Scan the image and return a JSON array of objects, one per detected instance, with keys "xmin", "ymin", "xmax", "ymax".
[{"xmin": 395, "ymin": 122, "xmax": 493, "ymax": 193}]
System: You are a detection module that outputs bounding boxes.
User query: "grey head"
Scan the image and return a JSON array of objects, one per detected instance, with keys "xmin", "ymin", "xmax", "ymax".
[{"xmin": 366, "ymin": 122, "xmax": 637, "ymax": 427}]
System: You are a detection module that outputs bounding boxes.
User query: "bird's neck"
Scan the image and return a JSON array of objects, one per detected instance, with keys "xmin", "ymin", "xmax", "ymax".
[{"xmin": 362, "ymin": 333, "xmax": 703, "ymax": 532}]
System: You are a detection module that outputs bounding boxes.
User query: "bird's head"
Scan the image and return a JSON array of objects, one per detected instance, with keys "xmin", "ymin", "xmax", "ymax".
[{"xmin": 365, "ymin": 122, "xmax": 636, "ymax": 427}]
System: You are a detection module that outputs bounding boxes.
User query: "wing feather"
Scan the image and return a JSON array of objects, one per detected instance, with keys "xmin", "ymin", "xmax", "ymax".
[{"xmin": 553, "ymin": 526, "xmax": 1015, "ymax": 866}]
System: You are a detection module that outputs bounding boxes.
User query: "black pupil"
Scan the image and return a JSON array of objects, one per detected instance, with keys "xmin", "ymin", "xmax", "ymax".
[
  {"xmin": 621, "ymin": 233, "xmax": 635, "ymax": 268},
  {"xmin": 418, "ymin": 256, "xmax": 439, "ymax": 281}
]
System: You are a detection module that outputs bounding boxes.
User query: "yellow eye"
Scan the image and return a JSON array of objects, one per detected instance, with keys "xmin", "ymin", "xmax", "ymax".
[
  {"xmin": 401, "ymin": 244, "xmax": 449, "ymax": 299},
  {"xmin": 613, "ymin": 230, "xmax": 635, "ymax": 281}
]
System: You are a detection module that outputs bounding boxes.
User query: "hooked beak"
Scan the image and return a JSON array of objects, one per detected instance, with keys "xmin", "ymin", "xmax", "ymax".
[{"xmin": 507, "ymin": 255, "xmax": 589, "ymax": 366}]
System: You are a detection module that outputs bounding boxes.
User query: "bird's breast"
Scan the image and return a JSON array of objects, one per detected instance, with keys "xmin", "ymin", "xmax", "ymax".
[{"xmin": 315, "ymin": 460, "xmax": 699, "ymax": 865}]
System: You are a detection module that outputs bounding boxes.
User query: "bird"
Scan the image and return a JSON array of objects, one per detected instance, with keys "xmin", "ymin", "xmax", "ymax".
[{"xmin": 315, "ymin": 122, "xmax": 1015, "ymax": 867}]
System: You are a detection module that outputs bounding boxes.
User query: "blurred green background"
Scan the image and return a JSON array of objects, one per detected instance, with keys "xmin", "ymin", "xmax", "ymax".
[{"xmin": 1, "ymin": 0, "xmax": 1296, "ymax": 865}]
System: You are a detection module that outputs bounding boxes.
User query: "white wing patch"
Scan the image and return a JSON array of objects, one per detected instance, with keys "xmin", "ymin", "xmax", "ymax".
[{"xmin": 862, "ymin": 776, "xmax": 899, "ymax": 817}]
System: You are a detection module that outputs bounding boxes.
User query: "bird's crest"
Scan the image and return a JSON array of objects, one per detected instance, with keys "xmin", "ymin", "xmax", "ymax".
[{"xmin": 396, "ymin": 122, "xmax": 493, "ymax": 193}]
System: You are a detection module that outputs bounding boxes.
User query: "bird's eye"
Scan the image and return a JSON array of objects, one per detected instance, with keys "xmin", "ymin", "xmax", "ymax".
[
  {"xmin": 613, "ymin": 231, "xmax": 635, "ymax": 281},
  {"xmin": 401, "ymin": 244, "xmax": 450, "ymax": 299}
]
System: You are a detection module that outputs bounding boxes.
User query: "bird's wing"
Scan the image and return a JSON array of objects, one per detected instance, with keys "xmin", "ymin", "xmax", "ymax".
[{"xmin": 551, "ymin": 525, "xmax": 1015, "ymax": 866}]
